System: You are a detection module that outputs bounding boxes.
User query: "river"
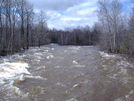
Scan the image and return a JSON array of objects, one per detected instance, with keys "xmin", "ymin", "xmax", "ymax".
[{"xmin": 0, "ymin": 44, "xmax": 134, "ymax": 101}]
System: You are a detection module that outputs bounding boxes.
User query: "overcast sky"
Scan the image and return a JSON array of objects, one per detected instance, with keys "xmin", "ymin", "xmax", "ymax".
[{"xmin": 27, "ymin": 0, "xmax": 132, "ymax": 30}]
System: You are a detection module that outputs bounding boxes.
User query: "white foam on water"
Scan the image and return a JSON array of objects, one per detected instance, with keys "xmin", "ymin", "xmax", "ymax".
[
  {"xmin": 117, "ymin": 60, "xmax": 132, "ymax": 68},
  {"xmin": 69, "ymin": 46, "xmax": 80, "ymax": 50},
  {"xmin": 10, "ymin": 54, "xmax": 27, "ymax": 60},
  {"xmin": 50, "ymin": 43, "xmax": 55, "ymax": 45},
  {"xmin": 115, "ymin": 90, "xmax": 134, "ymax": 101},
  {"xmin": 108, "ymin": 74, "xmax": 118, "ymax": 79},
  {"xmin": 81, "ymin": 79, "xmax": 89, "ymax": 84},
  {"xmin": 36, "ymin": 66, "xmax": 46, "ymax": 70},
  {"xmin": 0, "ymin": 62, "xmax": 47, "ymax": 82},
  {"xmin": 115, "ymin": 98, "xmax": 124, "ymax": 101},
  {"xmin": 104, "ymin": 68, "xmax": 107, "ymax": 70},
  {"xmin": 99, "ymin": 51, "xmax": 117, "ymax": 59},
  {"xmin": 116, "ymin": 60, "xmax": 133, "ymax": 77},
  {"xmin": 73, "ymin": 60, "xmax": 78, "ymax": 64},
  {"xmin": 72, "ymin": 60, "xmax": 85, "ymax": 68},
  {"xmin": 55, "ymin": 82, "xmax": 66, "ymax": 87},
  {"xmin": 0, "ymin": 62, "xmax": 30, "ymax": 81},
  {"xmin": 47, "ymin": 55, "xmax": 54, "ymax": 59},
  {"xmin": 55, "ymin": 66, "xmax": 62, "ymax": 68},
  {"xmin": 64, "ymin": 50, "xmax": 67, "ymax": 53},
  {"xmin": 19, "ymin": 74, "xmax": 25, "ymax": 81},
  {"xmin": 75, "ymin": 65, "xmax": 85, "ymax": 68},
  {"xmin": 0, "ymin": 60, "xmax": 48, "ymax": 100},
  {"xmin": 44, "ymin": 50, "xmax": 49, "ymax": 53},
  {"xmin": 119, "ymin": 68, "xmax": 127, "ymax": 75},
  {"xmin": 66, "ymin": 98, "xmax": 78, "ymax": 101},
  {"xmin": 125, "ymin": 95, "xmax": 129, "ymax": 98},
  {"xmin": 7, "ymin": 85, "xmax": 23, "ymax": 95},
  {"xmin": 129, "ymin": 90, "xmax": 133, "ymax": 94},
  {"xmin": 34, "ymin": 53, "xmax": 43, "ymax": 56},
  {"xmin": 73, "ymin": 84, "xmax": 79, "ymax": 88},
  {"xmin": 102, "ymin": 65, "xmax": 108, "ymax": 68},
  {"xmin": 34, "ymin": 55, "xmax": 42, "ymax": 60},
  {"xmin": 25, "ymin": 75, "xmax": 47, "ymax": 80},
  {"xmin": 69, "ymin": 46, "xmax": 81, "ymax": 53},
  {"xmin": 3, "ymin": 58, "xmax": 10, "ymax": 62},
  {"xmin": 4, "ymin": 84, "xmax": 29, "ymax": 100}
]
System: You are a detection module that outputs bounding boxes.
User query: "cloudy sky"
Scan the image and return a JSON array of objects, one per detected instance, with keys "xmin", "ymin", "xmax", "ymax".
[{"xmin": 27, "ymin": 0, "xmax": 132, "ymax": 30}]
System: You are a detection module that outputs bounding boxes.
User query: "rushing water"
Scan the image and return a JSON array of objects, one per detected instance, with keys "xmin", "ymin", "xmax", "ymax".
[{"xmin": 0, "ymin": 44, "xmax": 134, "ymax": 101}]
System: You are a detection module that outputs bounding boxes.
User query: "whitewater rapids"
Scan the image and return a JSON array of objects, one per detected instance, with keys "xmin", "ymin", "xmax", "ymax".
[{"xmin": 0, "ymin": 44, "xmax": 134, "ymax": 101}]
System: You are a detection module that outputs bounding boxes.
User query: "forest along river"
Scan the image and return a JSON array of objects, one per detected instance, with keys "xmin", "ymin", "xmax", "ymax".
[{"xmin": 0, "ymin": 44, "xmax": 134, "ymax": 101}]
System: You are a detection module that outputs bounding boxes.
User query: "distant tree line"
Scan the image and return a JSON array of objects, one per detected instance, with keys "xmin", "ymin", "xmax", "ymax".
[
  {"xmin": 49, "ymin": 26, "xmax": 99, "ymax": 45},
  {"xmin": 95, "ymin": 0, "xmax": 134, "ymax": 56}
]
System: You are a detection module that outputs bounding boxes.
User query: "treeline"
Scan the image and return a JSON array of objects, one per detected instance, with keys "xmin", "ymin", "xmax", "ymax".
[
  {"xmin": 0, "ymin": 0, "xmax": 49, "ymax": 56},
  {"xmin": 49, "ymin": 26, "xmax": 98, "ymax": 45},
  {"xmin": 95, "ymin": 0, "xmax": 134, "ymax": 56}
]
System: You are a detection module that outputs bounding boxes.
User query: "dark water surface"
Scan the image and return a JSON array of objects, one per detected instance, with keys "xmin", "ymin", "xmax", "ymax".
[{"xmin": 0, "ymin": 44, "xmax": 134, "ymax": 101}]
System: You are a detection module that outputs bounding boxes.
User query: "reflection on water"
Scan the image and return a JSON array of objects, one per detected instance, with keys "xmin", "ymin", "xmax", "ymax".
[{"xmin": 0, "ymin": 44, "xmax": 134, "ymax": 101}]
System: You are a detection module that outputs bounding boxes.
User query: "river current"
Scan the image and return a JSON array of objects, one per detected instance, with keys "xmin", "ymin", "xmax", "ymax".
[{"xmin": 0, "ymin": 44, "xmax": 134, "ymax": 101}]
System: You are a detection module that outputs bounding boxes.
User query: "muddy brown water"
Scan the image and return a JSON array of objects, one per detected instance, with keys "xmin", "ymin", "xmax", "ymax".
[{"xmin": 0, "ymin": 44, "xmax": 134, "ymax": 101}]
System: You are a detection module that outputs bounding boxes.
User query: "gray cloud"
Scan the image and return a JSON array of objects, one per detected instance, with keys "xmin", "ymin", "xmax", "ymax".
[
  {"xmin": 28, "ymin": 0, "xmax": 88, "ymax": 11},
  {"xmin": 27, "ymin": 0, "xmax": 98, "ymax": 30}
]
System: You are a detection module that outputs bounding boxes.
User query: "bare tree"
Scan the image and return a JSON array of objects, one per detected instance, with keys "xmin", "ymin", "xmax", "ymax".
[
  {"xmin": 16, "ymin": 0, "xmax": 27, "ymax": 50},
  {"xmin": 25, "ymin": 2, "xmax": 33, "ymax": 49},
  {"xmin": 36, "ymin": 10, "xmax": 48, "ymax": 47},
  {"xmin": 97, "ymin": 0, "xmax": 123, "ymax": 52},
  {"xmin": 128, "ymin": 0, "xmax": 134, "ymax": 55},
  {"xmin": 0, "ymin": 0, "xmax": 4, "ymax": 53}
]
